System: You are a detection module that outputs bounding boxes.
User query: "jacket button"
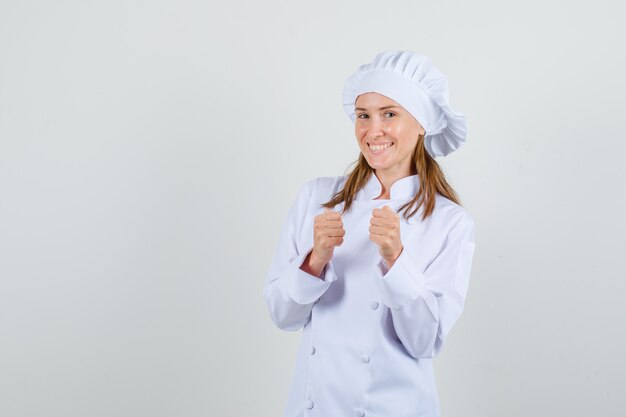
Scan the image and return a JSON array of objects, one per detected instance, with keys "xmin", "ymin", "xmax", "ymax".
[
  {"xmin": 311, "ymin": 346, "xmax": 316, "ymax": 355},
  {"xmin": 305, "ymin": 400, "xmax": 314, "ymax": 409},
  {"xmin": 356, "ymin": 409, "xmax": 365, "ymax": 416},
  {"xmin": 360, "ymin": 354, "xmax": 370, "ymax": 363},
  {"xmin": 369, "ymin": 301, "xmax": 379, "ymax": 310}
]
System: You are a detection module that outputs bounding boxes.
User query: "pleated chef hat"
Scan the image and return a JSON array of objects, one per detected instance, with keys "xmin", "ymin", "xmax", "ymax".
[{"xmin": 342, "ymin": 50, "xmax": 467, "ymax": 158}]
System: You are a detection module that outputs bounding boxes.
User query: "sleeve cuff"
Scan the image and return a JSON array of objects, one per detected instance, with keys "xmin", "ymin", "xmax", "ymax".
[
  {"xmin": 374, "ymin": 248, "xmax": 427, "ymax": 310},
  {"xmin": 281, "ymin": 249, "xmax": 338, "ymax": 305}
]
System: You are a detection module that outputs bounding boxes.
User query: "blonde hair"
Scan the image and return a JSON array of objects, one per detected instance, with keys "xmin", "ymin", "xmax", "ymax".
[{"xmin": 321, "ymin": 133, "xmax": 462, "ymax": 222}]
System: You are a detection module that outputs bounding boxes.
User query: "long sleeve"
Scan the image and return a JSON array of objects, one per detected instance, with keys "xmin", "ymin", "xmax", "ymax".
[
  {"xmin": 374, "ymin": 213, "xmax": 476, "ymax": 358},
  {"xmin": 263, "ymin": 180, "xmax": 339, "ymax": 332}
]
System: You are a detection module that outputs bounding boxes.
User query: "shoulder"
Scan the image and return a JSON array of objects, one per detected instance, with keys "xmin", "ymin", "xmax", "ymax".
[
  {"xmin": 433, "ymin": 193, "xmax": 475, "ymax": 234},
  {"xmin": 290, "ymin": 175, "xmax": 347, "ymax": 212},
  {"xmin": 304, "ymin": 175, "xmax": 347, "ymax": 200}
]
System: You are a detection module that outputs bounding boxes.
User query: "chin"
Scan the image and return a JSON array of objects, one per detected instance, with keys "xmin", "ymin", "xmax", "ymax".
[{"xmin": 365, "ymin": 160, "xmax": 388, "ymax": 170}]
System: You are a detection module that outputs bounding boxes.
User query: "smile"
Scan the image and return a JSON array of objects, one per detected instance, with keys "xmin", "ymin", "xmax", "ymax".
[{"xmin": 368, "ymin": 142, "xmax": 394, "ymax": 154}]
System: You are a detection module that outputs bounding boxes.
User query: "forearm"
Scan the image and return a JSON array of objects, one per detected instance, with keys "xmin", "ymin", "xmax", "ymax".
[
  {"xmin": 264, "ymin": 248, "xmax": 337, "ymax": 331},
  {"xmin": 299, "ymin": 249, "xmax": 327, "ymax": 279}
]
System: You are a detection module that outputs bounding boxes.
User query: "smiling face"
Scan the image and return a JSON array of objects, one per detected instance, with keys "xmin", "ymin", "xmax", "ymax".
[{"xmin": 354, "ymin": 92, "xmax": 425, "ymax": 178}]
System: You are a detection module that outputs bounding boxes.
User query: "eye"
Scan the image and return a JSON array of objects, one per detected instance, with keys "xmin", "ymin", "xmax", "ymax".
[
  {"xmin": 357, "ymin": 113, "xmax": 368, "ymax": 119},
  {"xmin": 384, "ymin": 111, "xmax": 396, "ymax": 118}
]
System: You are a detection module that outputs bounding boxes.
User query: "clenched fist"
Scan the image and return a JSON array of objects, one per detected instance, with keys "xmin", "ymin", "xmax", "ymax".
[
  {"xmin": 301, "ymin": 207, "xmax": 345, "ymax": 278},
  {"xmin": 369, "ymin": 205, "xmax": 403, "ymax": 268}
]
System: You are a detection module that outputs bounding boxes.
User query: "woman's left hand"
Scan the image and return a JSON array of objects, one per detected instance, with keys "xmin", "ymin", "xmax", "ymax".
[{"xmin": 369, "ymin": 205, "xmax": 403, "ymax": 268}]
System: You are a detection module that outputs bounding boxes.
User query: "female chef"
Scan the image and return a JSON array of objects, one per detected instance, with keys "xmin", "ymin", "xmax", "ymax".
[{"xmin": 263, "ymin": 50, "xmax": 476, "ymax": 417}]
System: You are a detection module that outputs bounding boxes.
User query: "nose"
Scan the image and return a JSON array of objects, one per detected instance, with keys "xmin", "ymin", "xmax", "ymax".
[{"xmin": 367, "ymin": 118, "xmax": 385, "ymax": 139}]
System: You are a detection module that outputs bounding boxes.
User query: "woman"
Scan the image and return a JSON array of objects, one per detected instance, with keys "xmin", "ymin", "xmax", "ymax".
[{"xmin": 263, "ymin": 50, "xmax": 476, "ymax": 417}]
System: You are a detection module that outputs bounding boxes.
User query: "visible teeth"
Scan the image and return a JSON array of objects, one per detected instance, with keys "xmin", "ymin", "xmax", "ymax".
[{"xmin": 369, "ymin": 143, "xmax": 393, "ymax": 151}]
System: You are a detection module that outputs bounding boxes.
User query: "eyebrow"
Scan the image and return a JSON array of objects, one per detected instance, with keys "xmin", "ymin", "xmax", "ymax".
[{"xmin": 354, "ymin": 105, "xmax": 400, "ymax": 111}]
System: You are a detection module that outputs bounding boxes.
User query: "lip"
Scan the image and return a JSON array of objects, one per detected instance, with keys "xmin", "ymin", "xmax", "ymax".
[
  {"xmin": 367, "ymin": 142, "xmax": 394, "ymax": 155},
  {"xmin": 367, "ymin": 142, "xmax": 393, "ymax": 146}
]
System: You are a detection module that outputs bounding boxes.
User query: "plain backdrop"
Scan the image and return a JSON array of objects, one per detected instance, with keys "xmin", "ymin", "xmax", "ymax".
[{"xmin": 1, "ymin": 1, "xmax": 625, "ymax": 416}]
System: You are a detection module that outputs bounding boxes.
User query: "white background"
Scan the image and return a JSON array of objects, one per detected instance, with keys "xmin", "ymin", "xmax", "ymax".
[{"xmin": 1, "ymin": 1, "xmax": 625, "ymax": 416}]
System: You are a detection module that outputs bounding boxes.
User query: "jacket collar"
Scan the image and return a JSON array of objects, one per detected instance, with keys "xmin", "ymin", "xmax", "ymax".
[{"xmin": 356, "ymin": 172, "xmax": 420, "ymax": 201}]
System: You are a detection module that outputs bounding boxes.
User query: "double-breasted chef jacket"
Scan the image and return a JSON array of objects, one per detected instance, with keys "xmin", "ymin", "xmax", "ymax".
[{"xmin": 263, "ymin": 172, "xmax": 476, "ymax": 417}]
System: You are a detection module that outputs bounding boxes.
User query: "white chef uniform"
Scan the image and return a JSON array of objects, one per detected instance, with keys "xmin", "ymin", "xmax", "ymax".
[{"xmin": 263, "ymin": 172, "xmax": 476, "ymax": 417}]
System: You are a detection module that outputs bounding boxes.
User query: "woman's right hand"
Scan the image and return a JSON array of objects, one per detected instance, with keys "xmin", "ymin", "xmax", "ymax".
[{"xmin": 310, "ymin": 207, "xmax": 345, "ymax": 267}]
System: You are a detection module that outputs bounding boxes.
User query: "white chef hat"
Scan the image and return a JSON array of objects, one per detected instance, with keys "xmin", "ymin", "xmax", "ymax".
[{"xmin": 342, "ymin": 50, "xmax": 467, "ymax": 158}]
